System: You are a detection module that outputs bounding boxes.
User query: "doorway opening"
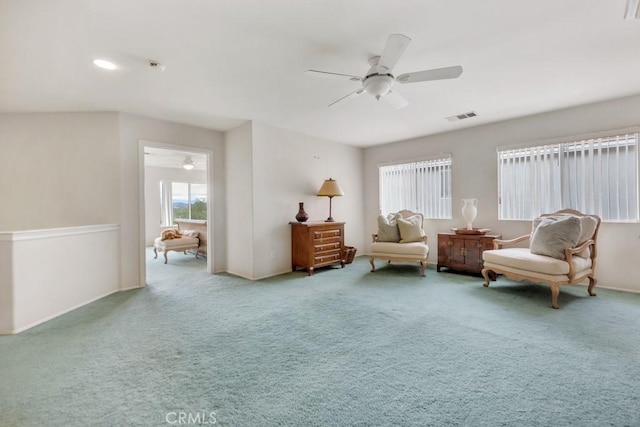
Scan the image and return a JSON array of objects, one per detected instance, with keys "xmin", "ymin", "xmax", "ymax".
[{"xmin": 140, "ymin": 142, "xmax": 214, "ymax": 286}]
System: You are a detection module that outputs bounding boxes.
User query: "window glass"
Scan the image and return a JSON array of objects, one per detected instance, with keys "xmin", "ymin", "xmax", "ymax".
[
  {"xmin": 162, "ymin": 182, "xmax": 208, "ymax": 224},
  {"xmin": 190, "ymin": 183, "xmax": 207, "ymax": 220},
  {"xmin": 171, "ymin": 182, "xmax": 190, "ymax": 220}
]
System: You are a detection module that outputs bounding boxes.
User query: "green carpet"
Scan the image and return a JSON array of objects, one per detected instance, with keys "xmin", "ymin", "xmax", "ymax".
[{"xmin": 1, "ymin": 250, "xmax": 639, "ymax": 426}]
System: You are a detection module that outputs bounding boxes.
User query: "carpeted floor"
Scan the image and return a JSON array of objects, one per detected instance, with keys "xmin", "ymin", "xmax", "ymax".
[{"xmin": 1, "ymin": 250, "xmax": 640, "ymax": 426}]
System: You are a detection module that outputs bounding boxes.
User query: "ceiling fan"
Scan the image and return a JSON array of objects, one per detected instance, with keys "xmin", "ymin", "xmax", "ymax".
[{"xmin": 305, "ymin": 34, "xmax": 463, "ymax": 109}]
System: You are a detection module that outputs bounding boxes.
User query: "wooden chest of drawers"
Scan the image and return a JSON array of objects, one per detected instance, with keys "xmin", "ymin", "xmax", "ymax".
[
  {"xmin": 290, "ymin": 221, "xmax": 345, "ymax": 276},
  {"xmin": 437, "ymin": 232, "xmax": 501, "ymax": 276}
]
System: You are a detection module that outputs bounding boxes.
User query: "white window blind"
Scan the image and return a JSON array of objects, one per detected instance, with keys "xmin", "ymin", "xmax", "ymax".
[
  {"xmin": 379, "ymin": 155, "xmax": 452, "ymax": 218},
  {"xmin": 498, "ymin": 132, "xmax": 639, "ymax": 222}
]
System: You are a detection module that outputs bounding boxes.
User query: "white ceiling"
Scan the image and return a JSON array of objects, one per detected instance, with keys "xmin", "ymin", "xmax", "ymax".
[{"xmin": 2, "ymin": 0, "xmax": 640, "ymax": 147}]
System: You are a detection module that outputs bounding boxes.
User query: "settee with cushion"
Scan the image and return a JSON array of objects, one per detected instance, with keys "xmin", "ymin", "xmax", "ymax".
[
  {"xmin": 370, "ymin": 210, "xmax": 429, "ymax": 276},
  {"xmin": 481, "ymin": 209, "xmax": 601, "ymax": 309},
  {"xmin": 153, "ymin": 229, "xmax": 201, "ymax": 264}
]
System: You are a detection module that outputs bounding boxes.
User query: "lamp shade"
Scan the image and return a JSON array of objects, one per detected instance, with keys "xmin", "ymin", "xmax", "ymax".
[
  {"xmin": 317, "ymin": 178, "xmax": 344, "ymax": 222},
  {"xmin": 316, "ymin": 178, "xmax": 344, "ymax": 197}
]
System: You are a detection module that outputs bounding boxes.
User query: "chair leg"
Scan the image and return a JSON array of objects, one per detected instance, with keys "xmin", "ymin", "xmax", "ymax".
[
  {"xmin": 153, "ymin": 247, "xmax": 158, "ymax": 259},
  {"xmin": 369, "ymin": 257, "xmax": 376, "ymax": 272},
  {"xmin": 164, "ymin": 251, "xmax": 168, "ymax": 264},
  {"xmin": 420, "ymin": 261, "xmax": 426, "ymax": 277},
  {"xmin": 588, "ymin": 276, "xmax": 597, "ymax": 297},
  {"xmin": 481, "ymin": 268, "xmax": 491, "ymax": 287},
  {"xmin": 550, "ymin": 283, "xmax": 560, "ymax": 309}
]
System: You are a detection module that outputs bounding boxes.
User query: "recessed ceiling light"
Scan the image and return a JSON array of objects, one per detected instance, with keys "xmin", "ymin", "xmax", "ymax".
[{"xmin": 93, "ymin": 59, "xmax": 116, "ymax": 70}]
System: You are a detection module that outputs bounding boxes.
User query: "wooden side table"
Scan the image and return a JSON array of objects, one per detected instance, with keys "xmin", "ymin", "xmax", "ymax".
[
  {"xmin": 290, "ymin": 221, "xmax": 345, "ymax": 276},
  {"xmin": 437, "ymin": 232, "xmax": 501, "ymax": 276}
]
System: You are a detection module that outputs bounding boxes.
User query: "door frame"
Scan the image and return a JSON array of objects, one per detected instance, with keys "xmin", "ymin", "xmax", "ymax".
[{"xmin": 138, "ymin": 139, "xmax": 214, "ymax": 285}]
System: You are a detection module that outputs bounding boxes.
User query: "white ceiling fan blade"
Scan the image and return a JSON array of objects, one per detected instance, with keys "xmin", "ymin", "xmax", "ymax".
[
  {"xmin": 377, "ymin": 34, "xmax": 411, "ymax": 74},
  {"xmin": 383, "ymin": 90, "xmax": 409, "ymax": 109},
  {"xmin": 305, "ymin": 70, "xmax": 362, "ymax": 82},
  {"xmin": 397, "ymin": 65, "xmax": 463, "ymax": 84},
  {"xmin": 328, "ymin": 89, "xmax": 365, "ymax": 107},
  {"xmin": 625, "ymin": 0, "xmax": 640, "ymax": 19}
]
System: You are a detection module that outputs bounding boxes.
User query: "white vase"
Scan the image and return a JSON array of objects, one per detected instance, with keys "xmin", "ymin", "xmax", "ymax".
[{"xmin": 461, "ymin": 199, "xmax": 478, "ymax": 230}]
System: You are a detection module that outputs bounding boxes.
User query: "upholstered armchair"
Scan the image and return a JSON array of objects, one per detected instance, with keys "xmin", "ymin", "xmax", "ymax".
[
  {"xmin": 370, "ymin": 210, "xmax": 429, "ymax": 276},
  {"xmin": 153, "ymin": 228, "xmax": 201, "ymax": 264},
  {"xmin": 481, "ymin": 209, "xmax": 601, "ymax": 309}
]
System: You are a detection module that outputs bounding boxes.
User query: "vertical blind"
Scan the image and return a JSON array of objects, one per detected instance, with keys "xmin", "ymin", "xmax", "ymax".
[
  {"xmin": 379, "ymin": 155, "xmax": 452, "ymax": 218},
  {"xmin": 498, "ymin": 132, "xmax": 639, "ymax": 222}
]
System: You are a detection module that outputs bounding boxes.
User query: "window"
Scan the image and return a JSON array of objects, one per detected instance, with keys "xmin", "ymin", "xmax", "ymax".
[
  {"xmin": 161, "ymin": 181, "xmax": 207, "ymax": 225},
  {"xmin": 498, "ymin": 131, "xmax": 638, "ymax": 222},
  {"xmin": 379, "ymin": 155, "xmax": 452, "ymax": 218}
]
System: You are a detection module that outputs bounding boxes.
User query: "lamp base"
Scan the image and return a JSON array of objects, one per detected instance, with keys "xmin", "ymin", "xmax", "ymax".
[{"xmin": 324, "ymin": 217, "xmax": 335, "ymax": 222}]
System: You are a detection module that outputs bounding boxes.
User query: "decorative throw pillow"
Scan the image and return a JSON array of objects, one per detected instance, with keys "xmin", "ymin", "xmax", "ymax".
[
  {"xmin": 530, "ymin": 215, "xmax": 582, "ymax": 260},
  {"xmin": 398, "ymin": 215, "xmax": 425, "ymax": 243},
  {"xmin": 575, "ymin": 216, "xmax": 597, "ymax": 258},
  {"xmin": 181, "ymin": 229, "xmax": 200, "ymax": 238},
  {"xmin": 377, "ymin": 213, "xmax": 401, "ymax": 242},
  {"xmin": 532, "ymin": 214, "xmax": 597, "ymax": 258}
]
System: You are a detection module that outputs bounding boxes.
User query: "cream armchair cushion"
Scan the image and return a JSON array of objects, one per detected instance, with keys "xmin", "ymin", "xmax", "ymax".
[
  {"xmin": 370, "ymin": 210, "xmax": 429, "ymax": 276},
  {"xmin": 481, "ymin": 209, "xmax": 601, "ymax": 309}
]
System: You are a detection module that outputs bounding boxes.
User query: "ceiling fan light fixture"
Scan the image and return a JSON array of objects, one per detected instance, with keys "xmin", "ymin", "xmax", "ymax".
[
  {"xmin": 182, "ymin": 156, "xmax": 195, "ymax": 170},
  {"xmin": 363, "ymin": 75, "xmax": 393, "ymax": 98}
]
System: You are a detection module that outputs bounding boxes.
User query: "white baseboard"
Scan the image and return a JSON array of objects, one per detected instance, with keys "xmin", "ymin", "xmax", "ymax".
[
  {"xmin": 6, "ymin": 289, "xmax": 120, "ymax": 335},
  {"xmin": 120, "ymin": 284, "xmax": 145, "ymax": 291}
]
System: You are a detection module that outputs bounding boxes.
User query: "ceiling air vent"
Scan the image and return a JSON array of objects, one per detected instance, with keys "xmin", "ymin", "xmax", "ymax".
[{"xmin": 446, "ymin": 111, "xmax": 477, "ymax": 122}]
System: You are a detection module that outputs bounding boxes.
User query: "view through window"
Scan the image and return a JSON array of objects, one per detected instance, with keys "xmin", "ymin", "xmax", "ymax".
[{"xmin": 162, "ymin": 181, "xmax": 207, "ymax": 225}]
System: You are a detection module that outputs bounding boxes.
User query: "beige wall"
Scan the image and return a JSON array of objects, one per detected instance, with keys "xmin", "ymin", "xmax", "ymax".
[
  {"xmin": 224, "ymin": 121, "xmax": 364, "ymax": 280},
  {"xmin": 251, "ymin": 122, "xmax": 364, "ymax": 279},
  {"xmin": 364, "ymin": 94, "xmax": 640, "ymax": 292},
  {"xmin": 225, "ymin": 122, "xmax": 254, "ymax": 279},
  {"xmin": 0, "ymin": 113, "xmax": 120, "ymax": 231}
]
